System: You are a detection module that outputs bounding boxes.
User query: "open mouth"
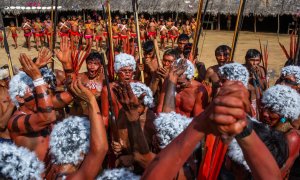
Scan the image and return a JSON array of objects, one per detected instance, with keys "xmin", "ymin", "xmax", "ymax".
[{"xmin": 88, "ymin": 70, "xmax": 97, "ymax": 77}]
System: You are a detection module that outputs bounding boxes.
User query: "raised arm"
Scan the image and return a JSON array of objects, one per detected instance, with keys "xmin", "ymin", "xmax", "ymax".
[
  {"xmin": 8, "ymin": 53, "xmax": 56, "ymax": 133},
  {"xmin": 67, "ymin": 79, "xmax": 108, "ymax": 180},
  {"xmin": 142, "ymin": 81, "xmax": 249, "ymax": 179}
]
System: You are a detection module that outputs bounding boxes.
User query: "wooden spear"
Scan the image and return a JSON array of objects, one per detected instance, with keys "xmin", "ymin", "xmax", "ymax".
[
  {"xmin": 229, "ymin": 0, "xmax": 247, "ymax": 62},
  {"xmin": 51, "ymin": 0, "xmax": 59, "ymax": 71},
  {"xmin": 106, "ymin": 0, "xmax": 114, "ymax": 60},
  {"xmin": 132, "ymin": 0, "xmax": 144, "ymax": 83},
  {"xmin": 191, "ymin": 0, "xmax": 204, "ymax": 60},
  {"xmin": 0, "ymin": 9, "xmax": 14, "ymax": 78}
]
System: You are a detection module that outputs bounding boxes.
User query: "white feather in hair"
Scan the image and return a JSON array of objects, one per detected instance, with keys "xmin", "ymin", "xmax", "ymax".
[
  {"xmin": 0, "ymin": 68, "xmax": 9, "ymax": 80},
  {"xmin": 218, "ymin": 63, "xmax": 249, "ymax": 87},
  {"xmin": 97, "ymin": 168, "xmax": 140, "ymax": 180},
  {"xmin": 49, "ymin": 116, "xmax": 90, "ymax": 165},
  {"xmin": 0, "ymin": 143, "xmax": 44, "ymax": 180},
  {"xmin": 262, "ymin": 85, "xmax": 300, "ymax": 120},
  {"xmin": 154, "ymin": 111, "xmax": 192, "ymax": 148},
  {"xmin": 281, "ymin": 65, "xmax": 300, "ymax": 84},
  {"xmin": 114, "ymin": 53, "xmax": 136, "ymax": 73},
  {"xmin": 130, "ymin": 82, "xmax": 155, "ymax": 108}
]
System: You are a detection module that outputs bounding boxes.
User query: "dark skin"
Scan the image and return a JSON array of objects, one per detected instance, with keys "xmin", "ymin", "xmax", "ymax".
[
  {"xmin": 143, "ymin": 81, "xmax": 281, "ymax": 180},
  {"xmin": 8, "ymin": 52, "xmax": 73, "ymax": 162},
  {"xmin": 157, "ymin": 59, "xmax": 208, "ymax": 117},
  {"xmin": 46, "ymin": 79, "xmax": 108, "ymax": 180}
]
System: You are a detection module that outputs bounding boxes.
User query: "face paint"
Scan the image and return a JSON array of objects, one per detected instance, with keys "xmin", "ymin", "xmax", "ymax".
[{"xmin": 118, "ymin": 67, "xmax": 134, "ymax": 82}]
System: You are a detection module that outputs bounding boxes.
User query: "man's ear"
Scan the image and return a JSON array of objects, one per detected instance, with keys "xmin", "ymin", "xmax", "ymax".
[{"xmin": 15, "ymin": 95, "xmax": 24, "ymax": 104}]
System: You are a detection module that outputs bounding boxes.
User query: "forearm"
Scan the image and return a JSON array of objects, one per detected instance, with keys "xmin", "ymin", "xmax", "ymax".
[
  {"xmin": 162, "ymin": 77, "xmax": 176, "ymax": 113},
  {"xmin": 149, "ymin": 77, "xmax": 160, "ymax": 95},
  {"xmin": 88, "ymin": 97, "xmax": 108, "ymax": 154},
  {"xmin": 52, "ymin": 92, "xmax": 73, "ymax": 108},
  {"xmin": 35, "ymin": 83, "xmax": 56, "ymax": 120},
  {"xmin": 142, "ymin": 113, "xmax": 207, "ymax": 179},
  {"xmin": 127, "ymin": 120, "xmax": 150, "ymax": 154},
  {"xmin": 0, "ymin": 104, "xmax": 14, "ymax": 131},
  {"xmin": 237, "ymin": 131, "xmax": 281, "ymax": 180}
]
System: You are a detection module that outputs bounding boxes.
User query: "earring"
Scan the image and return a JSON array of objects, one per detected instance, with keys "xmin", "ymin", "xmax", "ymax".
[{"xmin": 280, "ymin": 117, "xmax": 286, "ymax": 123}]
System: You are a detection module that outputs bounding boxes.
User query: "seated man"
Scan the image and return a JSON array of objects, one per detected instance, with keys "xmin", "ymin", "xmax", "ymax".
[
  {"xmin": 205, "ymin": 45, "xmax": 231, "ymax": 97},
  {"xmin": 7, "ymin": 53, "xmax": 73, "ymax": 162},
  {"xmin": 157, "ymin": 59, "xmax": 208, "ymax": 117},
  {"xmin": 46, "ymin": 79, "xmax": 108, "ymax": 180}
]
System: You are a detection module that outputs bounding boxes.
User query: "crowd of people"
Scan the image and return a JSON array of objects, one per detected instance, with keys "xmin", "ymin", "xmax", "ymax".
[{"xmin": 0, "ymin": 13, "xmax": 299, "ymax": 180}]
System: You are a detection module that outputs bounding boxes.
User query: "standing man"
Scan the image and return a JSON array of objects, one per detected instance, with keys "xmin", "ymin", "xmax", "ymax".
[{"xmin": 22, "ymin": 18, "xmax": 32, "ymax": 50}]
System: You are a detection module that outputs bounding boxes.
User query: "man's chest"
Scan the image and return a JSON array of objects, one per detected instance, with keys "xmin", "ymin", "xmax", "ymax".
[{"xmin": 176, "ymin": 90, "xmax": 196, "ymax": 112}]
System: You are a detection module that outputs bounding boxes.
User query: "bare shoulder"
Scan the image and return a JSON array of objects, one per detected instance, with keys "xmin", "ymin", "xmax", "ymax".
[{"xmin": 286, "ymin": 129, "xmax": 300, "ymax": 144}]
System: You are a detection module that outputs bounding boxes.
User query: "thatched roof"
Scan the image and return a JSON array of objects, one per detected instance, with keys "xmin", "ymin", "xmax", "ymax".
[{"xmin": 0, "ymin": 0, "xmax": 299, "ymax": 16}]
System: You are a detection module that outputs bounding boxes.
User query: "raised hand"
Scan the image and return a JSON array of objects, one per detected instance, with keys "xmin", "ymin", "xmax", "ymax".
[
  {"xmin": 113, "ymin": 83, "xmax": 145, "ymax": 121},
  {"xmin": 70, "ymin": 78, "xmax": 94, "ymax": 102},
  {"xmin": 19, "ymin": 53, "xmax": 42, "ymax": 80},
  {"xmin": 156, "ymin": 67, "xmax": 168, "ymax": 80},
  {"xmin": 54, "ymin": 37, "xmax": 72, "ymax": 68},
  {"xmin": 168, "ymin": 59, "xmax": 187, "ymax": 82},
  {"xmin": 35, "ymin": 47, "xmax": 53, "ymax": 68},
  {"xmin": 202, "ymin": 81, "xmax": 249, "ymax": 137}
]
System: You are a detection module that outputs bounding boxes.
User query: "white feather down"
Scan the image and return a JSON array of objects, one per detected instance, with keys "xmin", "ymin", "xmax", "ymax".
[
  {"xmin": 97, "ymin": 168, "xmax": 140, "ymax": 180},
  {"xmin": 0, "ymin": 68, "xmax": 9, "ymax": 80},
  {"xmin": 114, "ymin": 53, "xmax": 136, "ymax": 73},
  {"xmin": 175, "ymin": 59, "xmax": 195, "ymax": 80},
  {"xmin": 154, "ymin": 111, "xmax": 192, "ymax": 148},
  {"xmin": 130, "ymin": 82, "xmax": 155, "ymax": 108},
  {"xmin": 262, "ymin": 85, "xmax": 300, "ymax": 120},
  {"xmin": 218, "ymin": 63, "xmax": 249, "ymax": 87},
  {"xmin": 281, "ymin": 65, "xmax": 300, "ymax": 84},
  {"xmin": 49, "ymin": 116, "xmax": 90, "ymax": 165},
  {"xmin": 0, "ymin": 143, "xmax": 44, "ymax": 180}
]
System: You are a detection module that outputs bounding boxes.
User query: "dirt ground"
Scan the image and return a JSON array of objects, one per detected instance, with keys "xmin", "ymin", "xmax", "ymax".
[{"xmin": 0, "ymin": 30, "xmax": 292, "ymax": 84}]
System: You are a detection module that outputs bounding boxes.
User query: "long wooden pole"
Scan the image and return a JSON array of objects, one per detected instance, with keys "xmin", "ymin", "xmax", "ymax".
[
  {"xmin": 191, "ymin": 0, "xmax": 204, "ymax": 59},
  {"xmin": 107, "ymin": 0, "xmax": 114, "ymax": 59},
  {"xmin": 229, "ymin": 0, "xmax": 246, "ymax": 62},
  {"xmin": 132, "ymin": 0, "xmax": 144, "ymax": 83},
  {"xmin": 51, "ymin": 0, "xmax": 59, "ymax": 71},
  {"xmin": 0, "ymin": 9, "xmax": 14, "ymax": 78}
]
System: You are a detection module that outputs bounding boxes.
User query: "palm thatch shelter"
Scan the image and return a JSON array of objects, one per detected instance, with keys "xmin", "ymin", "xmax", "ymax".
[{"xmin": 1, "ymin": 0, "xmax": 299, "ymax": 32}]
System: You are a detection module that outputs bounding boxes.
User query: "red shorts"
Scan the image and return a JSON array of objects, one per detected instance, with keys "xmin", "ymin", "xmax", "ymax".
[
  {"xmin": 0, "ymin": 37, "xmax": 3, "ymax": 41},
  {"xmin": 103, "ymin": 32, "xmax": 108, "ymax": 37},
  {"xmin": 113, "ymin": 35, "xmax": 119, "ymax": 39},
  {"xmin": 148, "ymin": 32, "xmax": 156, "ymax": 37},
  {"xmin": 35, "ymin": 32, "xmax": 44, "ymax": 37},
  {"xmin": 95, "ymin": 36, "xmax": 102, "ymax": 40},
  {"xmin": 60, "ymin": 31, "xmax": 69, "ymax": 37},
  {"xmin": 24, "ymin": 32, "xmax": 32, "ymax": 37},
  {"xmin": 130, "ymin": 33, "xmax": 137, "ymax": 38},
  {"xmin": 170, "ymin": 35, "xmax": 178, "ymax": 40},
  {"xmin": 161, "ymin": 35, "xmax": 167, "ymax": 39},
  {"xmin": 12, "ymin": 33, "xmax": 18, "ymax": 38},
  {"xmin": 84, "ymin": 34, "xmax": 93, "ymax": 39},
  {"xmin": 70, "ymin": 30, "xmax": 81, "ymax": 37},
  {"xmin": 140, "ymin": 37, "xmax": 146, "ymax": 41},
  {"xmin": 120, "ymin": 34, "xmax": 128, "ymax": 39}
]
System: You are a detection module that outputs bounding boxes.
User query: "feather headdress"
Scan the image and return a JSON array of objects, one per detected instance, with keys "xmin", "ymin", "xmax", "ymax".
[
  {"xmin": 130, "ymin": 82, "xmax": 155, "ymax": 108},
  {"xmin": 49, "ymin": 116, "xmax": 90, "ymax": 165},
  {"xmin": 114, "ymin": 53, "xmax": 136, "ymax": 73},
  {"xmin": 97, "ymin": 168, "xmax": 140, "ymax": 180},
  {"xmin": 281, "ymin": 65, "xmax": 300, "ymax": 84},
  {"xmin": 154, "ymin": 111, "xmax": 192, "ymax": 148},
  {"xmin": 219, "ymin": 63, "xmax": 249, "ymax": 87},
  {"xmin": 174, "ymin": 59, "xmax": 195, "ymax": 80},
  {"xmin": 0, "ymin": 143, "xmax": 44, "ymax": 180}
]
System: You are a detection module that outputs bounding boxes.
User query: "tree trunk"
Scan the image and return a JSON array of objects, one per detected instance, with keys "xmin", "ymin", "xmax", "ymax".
[
  {"xmin": 254, "ymin": 15, "xmax": 256, "ymax": 33},
  {"xmin": 277, "ymin": 14, "xmax": 280, "ymax": 34},
  {"xmin": 217, "ymin": 13, "xmax": 220, "ymax": 30}
]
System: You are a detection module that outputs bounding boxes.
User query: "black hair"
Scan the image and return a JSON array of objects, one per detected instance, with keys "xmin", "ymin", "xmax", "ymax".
[
  {"xmin": 183, "ymin": 43, "xmax": 193, "ymax": 59},
  {"xmin": 163, "ymin": 49, "xmax": 178, "ymax": 60},
  {"xmin": 143, "ymin": 40, "xmax": 154, "ymax": 54},
  {"xmin": 86, "ymin": 52, "xmax": 103, "ymax": 63},
  {"xmin": 245, "ymin": 49, "xmax": 261, "ymax": 60},
  {"xmin": 215, "ymin": 45, "xmax": 231, "ymax": 56},
  {"xmin": 253, "ymin": 122, "xmax": 289, "ymax": 168},
  {"xmin": 177, "ymin": 34, "xmax": 189, "ymax": 42}
]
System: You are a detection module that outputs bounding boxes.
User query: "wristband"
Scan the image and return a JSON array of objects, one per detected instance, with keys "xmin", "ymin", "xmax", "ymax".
[
  {"xmin": 235, "ymin": 115, "xmax": 253, "ymax": 139},
  {"xmin": 33, "ymin": 78, "xmax": 46, "ymax": 87}
]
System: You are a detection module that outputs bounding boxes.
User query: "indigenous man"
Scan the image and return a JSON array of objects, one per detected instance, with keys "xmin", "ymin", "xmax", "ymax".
[
  {"xmin": 58, "ymin": 17, "xmax": 70, "ymax": 39},
  {"xmin": 7, "ymin": 21, "xmax": 19, "ymax": 49},
  {"xmin": 84, "ymin": 16, "xmax": 94, "ymax": 48},
  {"xmin": 182, "ymin": 20, "xmax": 192, "ymax": 38},
  {"xmin": 157, "ymin": 59, "xmax": 208, "ymax": 117},
  {"xmin": 8, "ymin": 49, "xmax": 73, "ymax": 162},
  {"xmin": 174, "ymin": 34, "xmax": 190, "ymax": 59},
  {"xmin": 69, "ymin": 15, "xmax": 81, "ymax": 48},
  {"xmin": 169, "ymin": 23, "xmax": 179, "ymax": 49},
  {"xmin": 159, "ymin": 21, "xmax": 168, "ymax": 49},
  {"xmin": 95, "ymin": 17, "xmax": 104, "ymax": 51},
  {"xmin": 119, "ymin": 19, "xmax": 129, "ymax": 53},
  {"xmin": 147, "ymin": 18, "xmax": 157, "ymax": 40},
  {"xmin": 33, "ymin": 17, "xmax": 45, "ymax": 51},
  {"xmin": 129, "ymin": 16, "xmax": 137, "ymax": 53},
  {"xmin": 101, "ymin": 53, "xmax": 137, "ymax": 127},
  {"xmin": 243, "ymin": 49, "xmax": 267, "ymax": 118},
  {"xmin": 44, "ymin": 15, "xmax": 53, "ymax": 47},
  {"xmin": 112, "ymin": 20, "xmax": 120, "ymax": 47},
  {"xmin": 21, "ymin": 18, "xmax": 32, "ymax": 50},
  {"xmin": 204, "ymin": 45, "xmax": 231, "ymax": 97},
  {"xmin": 71, "ymin": 52, "xmax": 105, "ymax": 116},
  {"xmin": 139, "ymin": 25, "xmax": 147, "ymax": 44},
  {"xmin": 0, "ymin": 66, "xmax": 14, "ymax": 143}
]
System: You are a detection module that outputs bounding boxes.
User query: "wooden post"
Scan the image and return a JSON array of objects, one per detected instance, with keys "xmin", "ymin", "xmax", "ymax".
[
  {"xmin": 15, "ymin": 15, "xmax": 18, "ymax": 27},
  {"xmin": 277, "ymin": 14, "xmax": 280, "ymax": 34},
  {"xmin": 254, "ymin": 15, "xmax": 256, "ymax": 33},
  {"xmin": 83, "ymin": 10, "xmax": 86, "ymax": 22},
  {"xmin": 217, "ymin": 13, "xmax": 221, "ymax": 30}
]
